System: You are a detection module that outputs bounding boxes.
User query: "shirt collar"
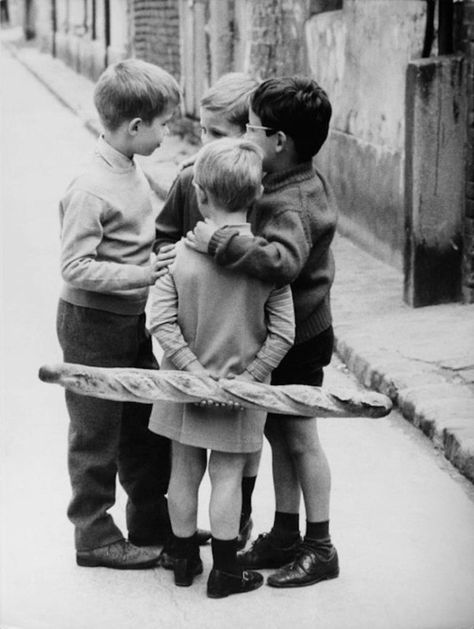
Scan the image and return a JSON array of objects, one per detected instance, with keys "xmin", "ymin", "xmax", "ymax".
[{"xmin": 96, "ymin": 135, "xmax": 135, "ymax": 171}]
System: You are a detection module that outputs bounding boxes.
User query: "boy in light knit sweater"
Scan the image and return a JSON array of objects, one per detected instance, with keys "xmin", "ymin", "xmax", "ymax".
[
  {"xmin": 187, "ymin": 77, "xmax": 339, "ymax": 588},
  {"xmin": 56, "ymin": 59, "xmax": 180, "ymax": 569}
]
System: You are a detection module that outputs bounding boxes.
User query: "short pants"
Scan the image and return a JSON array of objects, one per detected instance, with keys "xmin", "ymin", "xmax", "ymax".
[{"xmin": 271, "ymin": 325, "xmax": 334, "ymax": 387}]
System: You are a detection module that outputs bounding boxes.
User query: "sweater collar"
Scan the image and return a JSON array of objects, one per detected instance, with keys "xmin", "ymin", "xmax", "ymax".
[
  {"xmin": 263, "ymin": 161, "xmax": 314, "ymax": 192},
  {"xmin": 96, "ymin": 135, "xmax": 135, "ymax": 171}
]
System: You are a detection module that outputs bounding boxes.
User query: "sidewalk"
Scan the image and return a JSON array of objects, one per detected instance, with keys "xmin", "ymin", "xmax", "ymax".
[{"xmin": 3, "ymin": 28, "xmax": 474, "ymax": 484}]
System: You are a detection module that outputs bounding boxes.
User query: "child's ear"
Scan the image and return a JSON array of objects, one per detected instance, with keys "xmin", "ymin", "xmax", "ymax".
[
  {"xmin": 194, "ymin": 182, "xmax": 208, "ymax": 205},
  {"xmin": 128, "ymin": 118, "xmax": 143, "ymax": 135},
  {"xmin": 275, "ymin": 130, "xmax": 287, "ymax": 154},
  {"xmin": 256, "ymin": 184, "xmax": 264, "ymax": 199}
]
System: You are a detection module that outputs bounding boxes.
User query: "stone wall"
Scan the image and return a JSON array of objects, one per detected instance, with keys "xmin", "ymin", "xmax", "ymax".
[
  {"xmin": 462, "ymin": 0, "xmax": 474, "ymax": 302},
  {"xmin": 132, "ymin": 0, "xmax": 180, "ymax": 80}
]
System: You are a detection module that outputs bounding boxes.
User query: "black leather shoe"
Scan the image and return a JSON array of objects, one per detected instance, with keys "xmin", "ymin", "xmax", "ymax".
[
  {"xmin": 207, "ymin": 568, "xmax": 263, "ymax": 599},
  {"xmin": 237, "ymin": 532, "xmax": 301, "ymax": 569},
  {"xmin": 173, "ymin": 555, "xmax": 203, "ymax": 587},
  {"xmin": 76, "ymin": 540, "xmax": 160, "ymax": 569},
  {"xmin": 159, "ymin": 529, "xmax": 211, "ymax": 569},
  {"xmin": 236, "ymin": 517, "xmax": 253, "ymax": 550},
  {"xmin": 266, "ymin": 543, "xmax": 339, "ymax": 588}
]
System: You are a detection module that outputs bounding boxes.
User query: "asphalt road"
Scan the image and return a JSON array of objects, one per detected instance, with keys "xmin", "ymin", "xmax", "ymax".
[{"xmin": 1, "ymin": 48, "xmax": 474, "ymax": 629}]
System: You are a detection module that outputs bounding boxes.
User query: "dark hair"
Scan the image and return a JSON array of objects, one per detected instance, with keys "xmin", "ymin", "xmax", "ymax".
[
  {"xmin": 94, "ymin": 59, "xmax": 181, "ymax": 131},
  {"xmin": 250, "ymin": 76, "xmax": 332, "ymax": 160}
]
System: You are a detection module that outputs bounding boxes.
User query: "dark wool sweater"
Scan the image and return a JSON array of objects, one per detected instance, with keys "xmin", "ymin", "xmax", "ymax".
[
  {"xmin": 154, "ymin": 165, "xmax": 202, "ymax": 253},
  {"xmin": 208, "ymin": 162, "xmax": 337, "ymax": 344}
]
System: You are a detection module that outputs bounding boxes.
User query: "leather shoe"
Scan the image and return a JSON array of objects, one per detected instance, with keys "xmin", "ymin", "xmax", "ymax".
[
  {"xmin": 173, "ymin": 555, "xmax": 203, "ymax": 586},
  {"xmin": 237, "ymin": 532, "xmax": 301, "ymax": 569},
  {"xmin": 267, "ymin": 543, "xmax": 339, "ymax": 588},
  {"xmin": 159, "ymin": 529, "xmax": 211, "ymax": 569},
  {"xmin": 207, "ymin": 568, "xmax": 263, "ymax": 599},
  {"xmin": 236, "ymin": 517, "xmax": 253, "ymax": 550},
  {"xmin": 76, "ymin": 539, "xmax": 160, "ymax": 569}
]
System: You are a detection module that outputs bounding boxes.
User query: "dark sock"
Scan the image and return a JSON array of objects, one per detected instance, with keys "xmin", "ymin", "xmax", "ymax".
[
  {"xmin": 271, "ymin": 511, "xmax": 300, "ymax": 544},
  {"xmin": 304, "ymin": 521, "xmax": 333, "ymax": 557},
  {"xmin": 211, "ymin": 537, "xmax": 240, "ymax": 575},
  {"xmin": 173, "ymin": 532, "xmax": 199, "ymax": 559},
  {"xmin": 305, "ymin": 520, "xmax": 329, "ymax": 540},
  {"xmin": 240, "ymin": 476, "xmax": 256, "ymax": 528}
]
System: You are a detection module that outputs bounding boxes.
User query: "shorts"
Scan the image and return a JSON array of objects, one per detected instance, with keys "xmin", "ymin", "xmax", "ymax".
[{"xmin": 271, "ymin": 325, "xmax": 334, "ymax": 387}]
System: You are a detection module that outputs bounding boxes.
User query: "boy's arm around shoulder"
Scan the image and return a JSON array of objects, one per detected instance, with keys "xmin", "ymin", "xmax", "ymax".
[
  {"xmin": 60, "ymin": 189, "xmax": 154, "ymax": 291},
  {"xmin": 206, "ymin": 173, "xmax": 337, "ymax": 287},
  {"xmin": 208, "ymin": 208, "xmax": 310, "ymax": 288},
  {"xmin": 244, "ymin": 284, "xmax": 295, "ymax": 382},
  {"xmin": 154, "ymin": 166, "xmax": 195, "ymax": 255}
]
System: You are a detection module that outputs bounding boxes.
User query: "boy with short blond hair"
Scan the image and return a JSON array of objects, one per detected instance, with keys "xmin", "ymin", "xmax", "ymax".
[
  {"xmin": 154, "ymin": 72, "xmax": 258, "ymax": 251},
  {"xmin": 154, "ymin": 73, "xmax": 260, "ymax": 555},
  {"xmin": 57, "ymin": 58, "xmax": 180, "ymax": 569},
  {"xmin": 149, "ymin": 138, "xmax": 294, "ymax": 598}
]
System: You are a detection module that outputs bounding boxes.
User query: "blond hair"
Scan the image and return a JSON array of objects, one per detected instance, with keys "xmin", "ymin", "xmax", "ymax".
[
  {"xmin": 94, "ymin": 58, "xmax": 181, "ymax": 130},
  {"xmin": 200, "ymin": 73, "xmax": 258, "ymax": 131},
  {"xmin": 194, "ymin": 138, "xmax": 263, "ymax": 212}
]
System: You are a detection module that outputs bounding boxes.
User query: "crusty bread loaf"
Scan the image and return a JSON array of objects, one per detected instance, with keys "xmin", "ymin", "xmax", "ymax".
[{"xmin": 39, "ymin": 363, "xmax": 392, "ymax": 418}]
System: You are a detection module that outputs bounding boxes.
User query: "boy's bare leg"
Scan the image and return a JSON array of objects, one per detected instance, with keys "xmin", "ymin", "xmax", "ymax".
[
  {"xmin": 278, "ymin": 417, "xmax": 330, "ymax": 521},
  {"xmin": 265, "ymin": 416, "xmax": 302, "ymax": 515},
  {"xmin": 208, "ymin": 451, "xmax": 247, "ymax": 539},
  {"xmin": 168, "ymin": 442, "xmax": 206, "ymax": 536}
]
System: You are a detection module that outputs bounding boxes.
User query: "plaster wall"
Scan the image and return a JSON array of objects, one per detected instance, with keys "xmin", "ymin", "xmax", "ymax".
[{"xmin": 306, "ymin": 0, "xmax": 427, "ymax": 269}]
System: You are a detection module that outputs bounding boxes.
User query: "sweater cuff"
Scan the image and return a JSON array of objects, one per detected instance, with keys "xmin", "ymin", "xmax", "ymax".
[
  {"xmin": 169, "ymin": 346, "xmax": 198, "ymax": 371},
  {"xmin": 208, "ymin": 227, "xmax": 238, "ymax": 257},
  {"xmin": 245, "ymin": 359, "xmax": 271, "ymax": 383}
]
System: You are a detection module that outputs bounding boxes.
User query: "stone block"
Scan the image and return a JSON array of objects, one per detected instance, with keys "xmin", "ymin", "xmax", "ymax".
[{"xmin": 405, "ymin": 56, "xmax": 466, "ymax": 306}]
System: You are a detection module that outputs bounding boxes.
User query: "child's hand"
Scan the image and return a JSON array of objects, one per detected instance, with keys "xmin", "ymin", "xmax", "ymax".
[
  {"xmin": 235, "ymin": 371, "xmax": 257, "ymax": 383},
  {"xmin": 150, "ymin": 244, "xmax": 176, "ymax": 283},
  {"xmin": 185, "ymin": 219, "xmax": 218, "ymax": 253}
]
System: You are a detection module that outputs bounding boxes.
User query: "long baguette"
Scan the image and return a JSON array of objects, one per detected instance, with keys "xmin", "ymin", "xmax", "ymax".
[{"xmin": 39, "ymin": 363, "xmax": 392, "ymax": 418}]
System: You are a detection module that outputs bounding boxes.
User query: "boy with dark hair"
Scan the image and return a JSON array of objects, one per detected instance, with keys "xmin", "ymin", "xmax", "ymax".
[
  {"xmin": 57, "ymin": 59, "xmax": 180, "ymax": 569},
  {"xmin": 187, "ymin": 76, "xmax": 339, "ymax": 588}
]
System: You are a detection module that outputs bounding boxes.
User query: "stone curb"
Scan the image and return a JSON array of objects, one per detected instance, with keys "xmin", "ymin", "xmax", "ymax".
[
  {"xmin": 5, "ymin": 33, "xmax": 474, "ymax": 485},
  {"xmin": 335, "ymin": 338, "xmax": 474, "ymax": 483}
]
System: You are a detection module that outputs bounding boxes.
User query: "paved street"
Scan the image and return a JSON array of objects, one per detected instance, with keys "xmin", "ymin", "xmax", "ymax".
[{"xmin": 1, "ymin": 48, "xmax": 474, "ymax": 629}]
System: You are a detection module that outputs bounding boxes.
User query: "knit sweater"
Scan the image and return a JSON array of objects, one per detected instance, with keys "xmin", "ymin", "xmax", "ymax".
[
  {"xmin": 154, "ymin": 165, "xmax": 202, "ymax": 254},
  {"xmin": 209, "ymin": 162, "xmax": 338, "ymax": 343},
  {"xmin": 149, "ymin": 231, "xmax": 295, "ymax": 382},
  {"xmin": 59, "ymin": 136, "xmax": 156, "ymax": 315}
]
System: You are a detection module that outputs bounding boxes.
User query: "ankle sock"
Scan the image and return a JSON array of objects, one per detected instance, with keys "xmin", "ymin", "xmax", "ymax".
[
  {"xmin": 211, "ymin": 537, "xmax": 240, "ymax": 575},
  {"xmin": 173, "ymin": 532, "xmax": 199, "ymax": 559},
  {"xmin": 241, "ymin": 476, "xmax": 256, "ymax": 524},
  {"xmin": 271, "ymin": 511, "xmax": 300, "ymax": 544},
  {"xmin": 304, "ymin": 520, "xmax": 333, "ymax": 557}
]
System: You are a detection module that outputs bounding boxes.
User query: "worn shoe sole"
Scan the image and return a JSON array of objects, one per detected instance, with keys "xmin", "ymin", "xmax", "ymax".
[
  {"xmin": 266, "ymin": 568, "xmax": 339, "ymax": 588},
  {"xmin": 76, "ymin": 555, "xmax": 159, "ymax": 569}
]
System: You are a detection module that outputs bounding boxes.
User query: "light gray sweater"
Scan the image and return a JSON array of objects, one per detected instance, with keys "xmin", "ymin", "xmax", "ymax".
[
  {"xmin": 59, "ymin": 136, "xmax": 156, "ymax": 315},
  {"xmin": 149, "ymin": 230, "xmax": 295, "ymax": 382}
]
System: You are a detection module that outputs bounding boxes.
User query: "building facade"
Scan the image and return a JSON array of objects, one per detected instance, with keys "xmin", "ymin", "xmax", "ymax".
[{"xmin": 22, "ymin": 0, "xmax": 474, "ymax": 306}]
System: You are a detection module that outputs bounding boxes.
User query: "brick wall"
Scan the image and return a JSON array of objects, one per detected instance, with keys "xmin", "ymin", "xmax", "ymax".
[
  {"xmin": 132, "ymin": 0, "xmax": 181, "ymax": 81},
  {"xmin": 462, "ymin": 0, "xmax": 474, "ymax": 301}
]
